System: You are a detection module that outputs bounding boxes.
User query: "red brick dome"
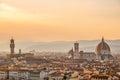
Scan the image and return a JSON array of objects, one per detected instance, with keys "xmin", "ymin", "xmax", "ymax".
[{"xmin": 95, "ymin": 37, "xmax": 110, "ymax": 55}]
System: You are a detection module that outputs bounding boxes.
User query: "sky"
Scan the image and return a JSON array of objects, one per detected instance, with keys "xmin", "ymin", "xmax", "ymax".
[{"xmin": 0, "ymin": 0, "xmax": 120, "ymax": 43}]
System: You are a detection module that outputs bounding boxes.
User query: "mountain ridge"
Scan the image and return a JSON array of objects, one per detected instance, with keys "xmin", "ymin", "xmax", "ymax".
[{"xmin": 0, "ymin": 40, "xmax": 120, "ymax": 53}]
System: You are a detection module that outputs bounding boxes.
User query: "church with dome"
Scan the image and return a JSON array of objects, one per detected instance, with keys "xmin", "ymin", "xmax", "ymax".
[
  {"xmin": 68, "ymin": 37, "xmax": 113, "ymax": 60},
  {"xmin": 95, "ymin": 37, "xmax": 113, "ymax": 60}
]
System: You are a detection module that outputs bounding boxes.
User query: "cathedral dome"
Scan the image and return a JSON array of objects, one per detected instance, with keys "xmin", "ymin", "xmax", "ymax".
[{"xmin": 95, "ymin": 37, "xmax": 111, "ymax": 55}]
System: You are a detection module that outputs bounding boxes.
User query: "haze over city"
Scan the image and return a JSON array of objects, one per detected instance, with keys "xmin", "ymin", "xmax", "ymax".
[
  {"xmin": 0, "ymin": 0, "xmax": 120, "ymax": 80},
  {"xmin": 0, "ymin": 0, "xmax": 120, "ymax": 43}
]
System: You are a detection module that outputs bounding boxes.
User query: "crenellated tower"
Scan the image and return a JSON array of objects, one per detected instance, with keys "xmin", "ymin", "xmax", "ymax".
[{"xmin": 10, "ymin": 38, "xmax": 15, "ymax": 56}]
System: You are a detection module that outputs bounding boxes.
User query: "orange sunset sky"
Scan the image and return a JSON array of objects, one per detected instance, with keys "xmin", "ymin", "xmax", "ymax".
[{"xmin": 0, "ymin": 0, "xmax": 120, "ymax": 43}]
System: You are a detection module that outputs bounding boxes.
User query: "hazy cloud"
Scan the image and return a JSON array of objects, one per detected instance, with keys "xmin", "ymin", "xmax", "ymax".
[
  {"xmin": 0, "ymin": 3, "xmax": 19, "ymax": 12},
  {"xmin": 0, "ymin": 0, "xmax": 120, "ymax": 42}
]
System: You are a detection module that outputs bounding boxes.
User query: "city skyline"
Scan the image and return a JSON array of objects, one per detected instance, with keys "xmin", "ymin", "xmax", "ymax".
[
  {"xmin": 0, "ymin": 1, "xmax": 120, "ymax": 80},
  {"xmin": 0, "ymin": 0, "xmax": 120, "ymax": 43}
]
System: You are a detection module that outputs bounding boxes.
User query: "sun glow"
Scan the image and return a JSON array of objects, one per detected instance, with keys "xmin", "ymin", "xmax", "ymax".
[{"xmin": 0, "ymin": 0, "xmax": 120, "ymax": 42}]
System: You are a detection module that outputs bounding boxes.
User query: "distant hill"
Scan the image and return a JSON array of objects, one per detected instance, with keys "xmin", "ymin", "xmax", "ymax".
[{"xmin": 0, "ymin": 40, "xmax": 120, "ymax": 53}]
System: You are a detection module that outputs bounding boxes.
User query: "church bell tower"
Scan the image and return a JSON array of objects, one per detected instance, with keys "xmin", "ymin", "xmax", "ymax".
[{"xmin": 74, "ymin": 42, "xmax": 80, "ymax": 59}]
